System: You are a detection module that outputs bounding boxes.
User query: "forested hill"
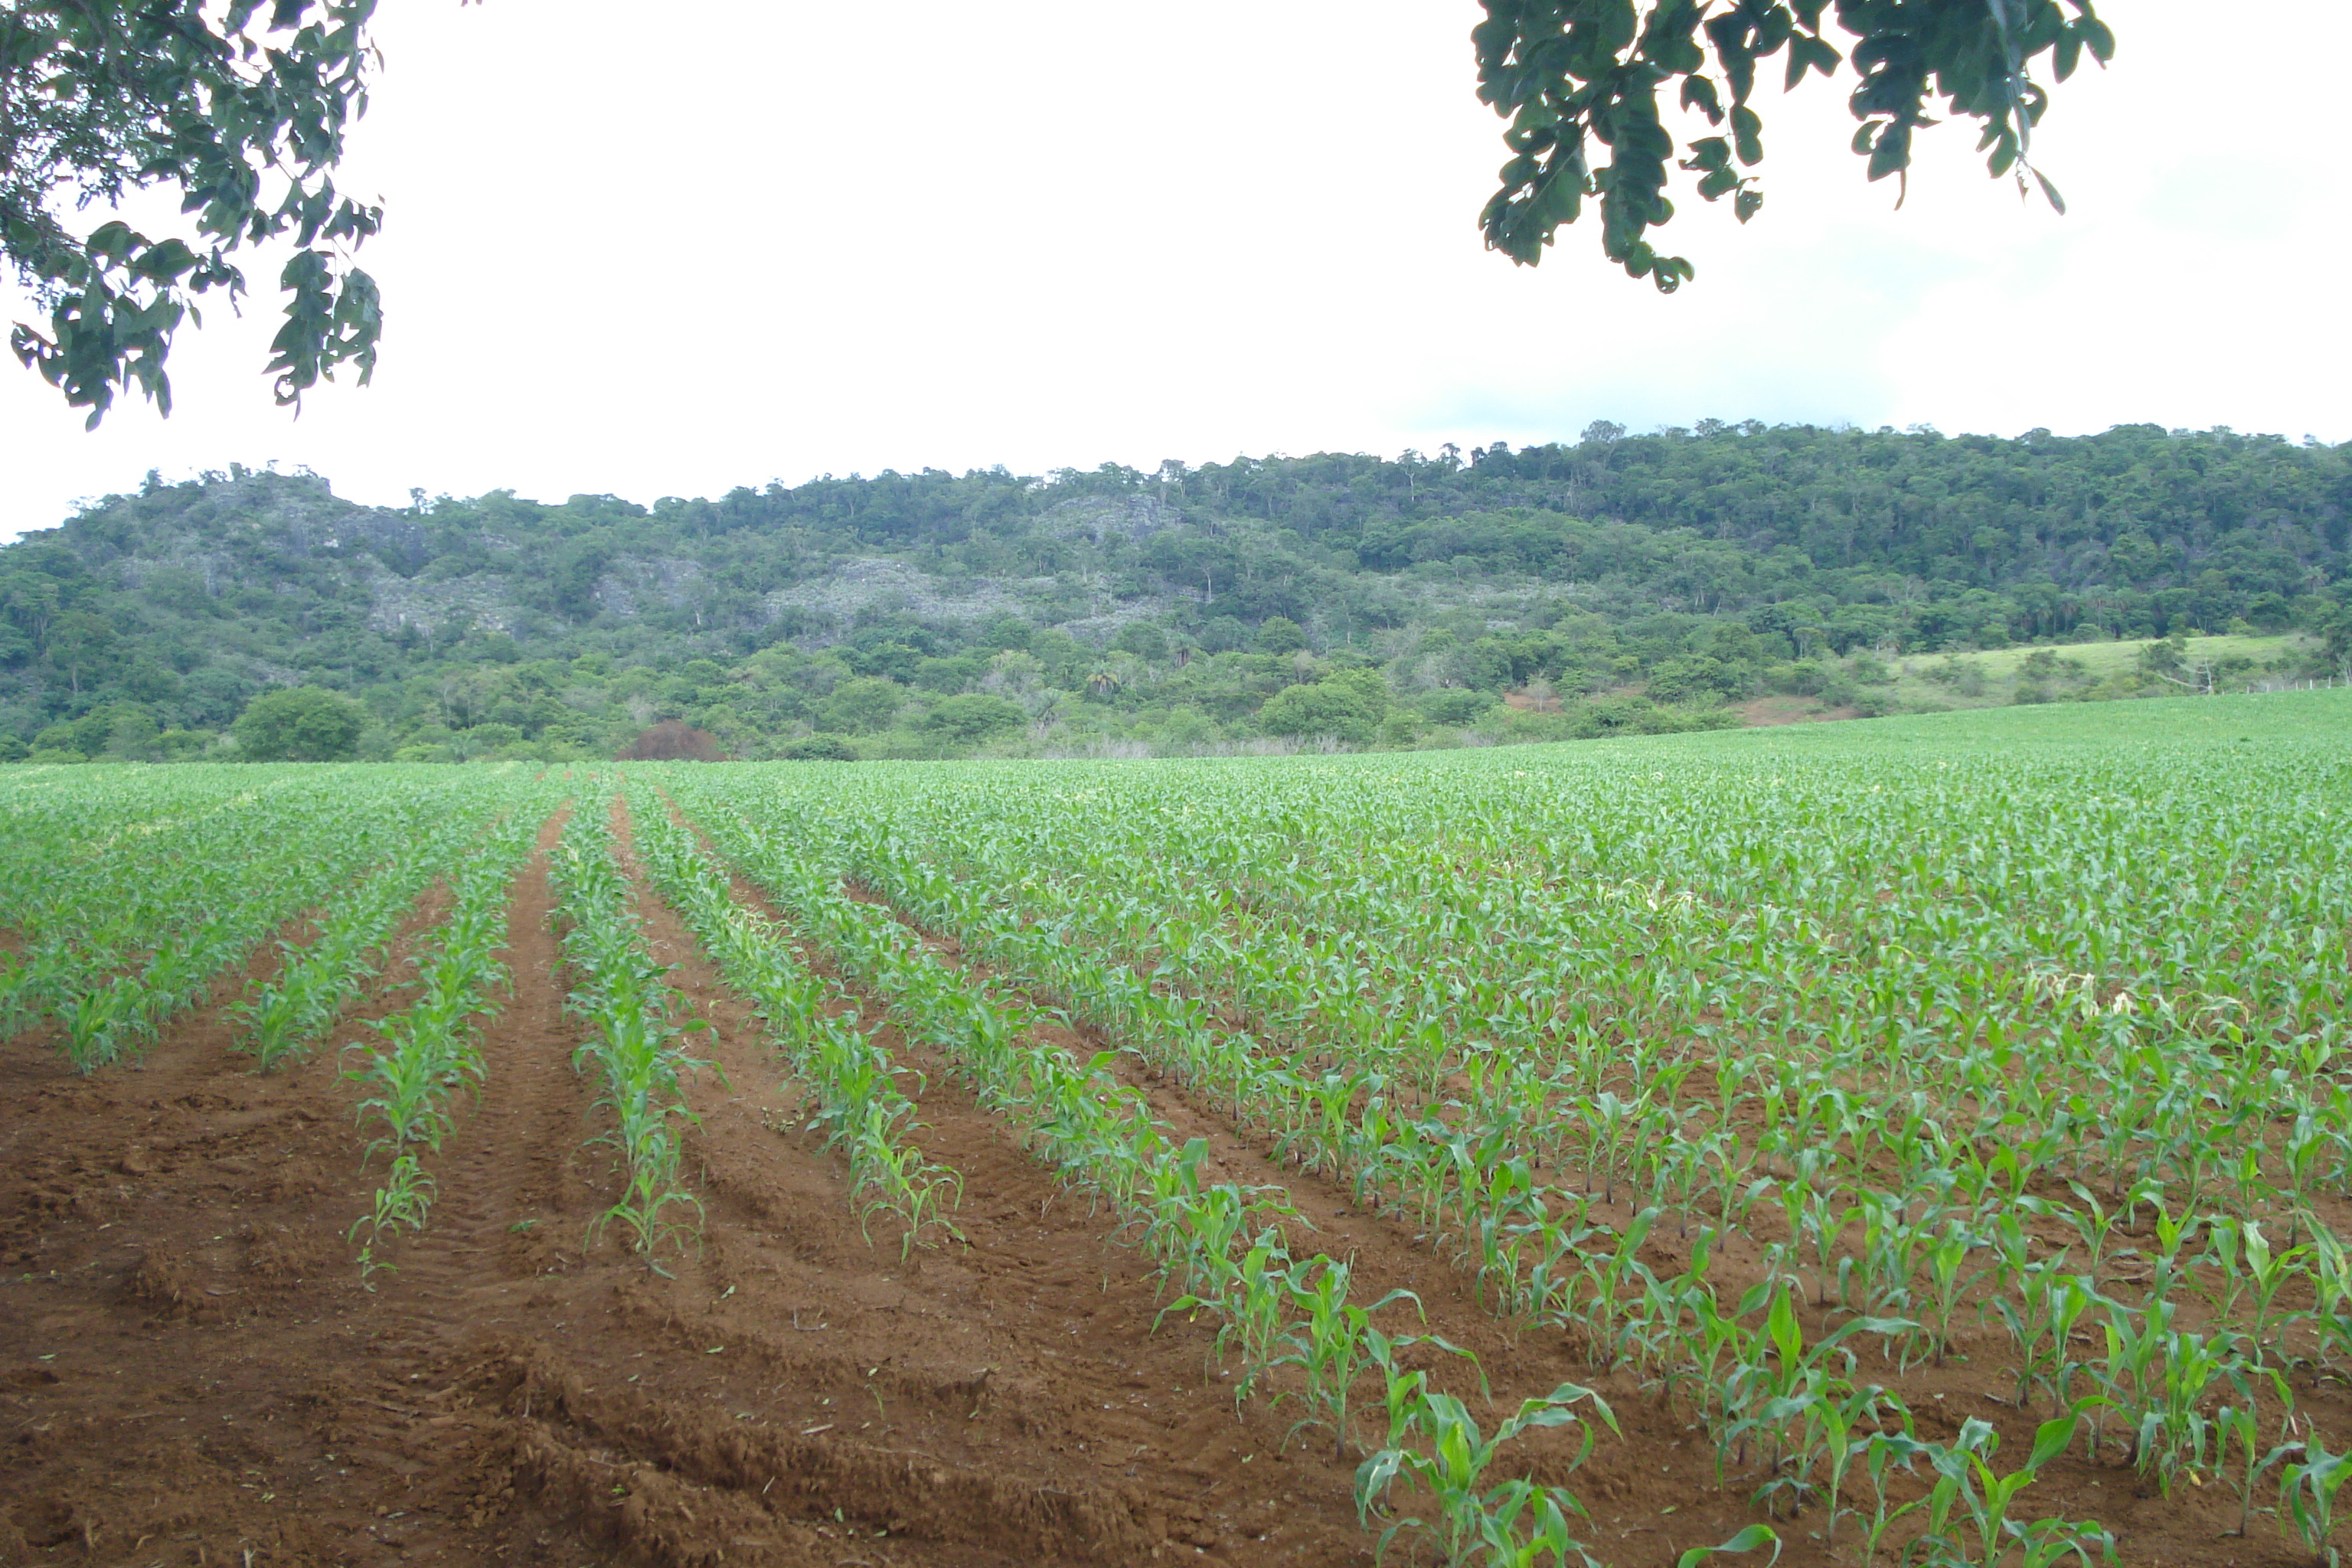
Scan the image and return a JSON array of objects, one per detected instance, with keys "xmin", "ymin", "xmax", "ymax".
[{"xmin": 3, "ymin": 422, "xmax": 2346, "ymax": 763}]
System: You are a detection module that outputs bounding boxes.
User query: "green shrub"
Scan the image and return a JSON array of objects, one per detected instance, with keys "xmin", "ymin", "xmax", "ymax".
[
  {"xmin": 1256, "ymin": 616, "xmax": 1308, "ymax": 655},
  {"xmin": 233, "ymin": 686, "xmax": 368, "ymax": 761},
  {"xmin": 919, "ymin": 693, "xmax": 1027, "ymax": 746},
  {"xmin": 1259, "ymin": 669, "xmax": 1387, "ymax": 744},
  {"xmin": 1417, "ymin": 688, "xmax": 1495, "ymax": 726}
]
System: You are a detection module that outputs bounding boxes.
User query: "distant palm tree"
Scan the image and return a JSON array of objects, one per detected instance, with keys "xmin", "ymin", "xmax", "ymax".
[{"xmin": 1086, "ymin": 663, "xmax": 1124, "ymax": 697}]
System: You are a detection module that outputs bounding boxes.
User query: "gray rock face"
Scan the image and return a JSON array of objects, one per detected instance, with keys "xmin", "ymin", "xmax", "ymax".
[{"xmin": 760, "ymin": 555, "xmax": 1176, "ymax": 644}]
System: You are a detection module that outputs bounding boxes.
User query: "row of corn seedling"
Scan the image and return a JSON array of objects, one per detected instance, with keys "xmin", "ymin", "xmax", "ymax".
[
  {"xmin": 788, "ymin": 806, "xmax": 1681, "ymax": 1348},
  {"xmin": 26, "ymin": 792, "xmax": 439, "ymax": 1070},
  {"xmin": 344, "ymin": 803, "xmax": 550, "ymax": 1281},
  {"xmin": 808, "ymin": 781, "xmax": 2352, "ymax": 1362},
  {"xmin": 625, "ymin": 786, "xmax": 962, "ymax": 1255},
  {"xmin": 833, "ymin": 756, "xmax": 2341, "ymax": 1236},
  {"xmin": 0, "ymin": 775, "xmax": 323, "ymax": 965},
  {"xmin": 757, "ymin": 799, "xmax": 2109, "ymax": 1547},
  {"xmin": 547, "ymin": 797, "xmax": 714, "ymax": 1266}
]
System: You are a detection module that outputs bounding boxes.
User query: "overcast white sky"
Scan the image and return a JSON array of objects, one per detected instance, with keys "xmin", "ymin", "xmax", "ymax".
[{"xmin": 4, "ymin": 0, "xmax": 2346, "ymax": 539}]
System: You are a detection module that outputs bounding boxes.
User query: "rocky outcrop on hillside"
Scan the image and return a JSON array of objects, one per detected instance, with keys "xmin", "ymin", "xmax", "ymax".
[{"xmin": 760, "ymin": 557, "xmax": 1174, "ymax": 639}]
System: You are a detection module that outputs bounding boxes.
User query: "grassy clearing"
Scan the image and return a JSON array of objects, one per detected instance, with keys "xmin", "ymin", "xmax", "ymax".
[{"xmin": 1884, "ymin": 633, "xmax": 2317, "ymax": 711}]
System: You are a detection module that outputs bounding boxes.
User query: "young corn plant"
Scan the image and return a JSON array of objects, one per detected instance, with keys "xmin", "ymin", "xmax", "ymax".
[
  {"xmin": 2101, "ymin": 1320, "xmax": 2242, "ymax": 1495},
  {"xmin": 1136, "ymin": 1159, "xmax": 1291, "ymax": 1304},
  {"xmin": 1361, "ymin": 1323, "xmax": 1488, "ymax": 1450},
  {"xmin": 1553, "ymin": 1206, "xmax": 1663, "ymax": 1369},
  {"xmin": 1797, "ymin": 1181, "xmax": 1860, "ymax": 1309},
  {"xmin": 1269, "ymin": 1257, "xmax": 1424, "ymax": 1462},
  {"xmin": 1354, "ymin": 1383, "xmax": 1618, "ymax": 1568},
  {"xmin": 1720, "ymin": 1282, "xmax": 1916, "ymax": 1506},
  {"xmin": 1907, "ymin": 1413, "xmax": 2114, "ymax": 1568},
  {"xmin": 1988, "ymin": 1256, "xmax": 2099, "ymax": 1412},
  {"xmin": 1921, "ymin": 1218, "xmax": 1986, "ymax": 1370},
  {"xmin": 847, "ymin": 1103, "xmax": 965, "ymax": 1259},
  {"xmin": 1808, "ymin": 1380, "xmax": 1906, "ymax": 1554},
  {"xmin": 346, "ymin": 1152, "xmax": 435, "ymax": 1287},
  {"xmin": 2278, "ymin": 1433, "xmax": 2352, "ymax": 1568},
  {"xmin": 2139, "ymin": 1327, "xmax": 2240, "ymax": 1496},
  {"xmin": 1675, "ymin": 1526, "xmax": 1782, "ymax": 1568},
  {"xmin": 2216, "ymin": 1364, "xmax": 2293, "ymax": 1540},
  {"xmin": 1858, "ymin": 1427, "xmax": 1934, "ymax": 1568},
  {"xmin": 2235, "ymin": 1220, "xmax": 2316, "ymax": 1360},
  {"xmin": 2062, "ymin": 1180, "xmax": 2147, "ymax": 1297},
  {"xmin": 1158, "ymin": 1227, "xmax": 1295, "ymax": 1406}
]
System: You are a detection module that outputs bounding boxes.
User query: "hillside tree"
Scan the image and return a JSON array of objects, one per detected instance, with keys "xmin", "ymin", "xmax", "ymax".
[{"xmin": 233, "ymin": 684, "xmax": 366, "ymax": 760}]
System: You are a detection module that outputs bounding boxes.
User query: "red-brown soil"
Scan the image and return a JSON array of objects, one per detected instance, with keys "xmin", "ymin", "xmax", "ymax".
[{"xmin": 0, "ymin": 798, "xmax": 2322, "ymax": 1568}]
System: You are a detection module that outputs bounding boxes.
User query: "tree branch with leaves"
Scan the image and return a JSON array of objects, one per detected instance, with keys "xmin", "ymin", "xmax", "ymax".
[
  {"xmin": 2, "ymin": 0, "xmax": 387, "ymax": 426},
  {"xmin": 1472, "ymin": 0, "xmax": 2115, "ymax": 290}
]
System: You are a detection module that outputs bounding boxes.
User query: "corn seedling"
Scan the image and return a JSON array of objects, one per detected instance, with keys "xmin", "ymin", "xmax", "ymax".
[
  {"xmin": 1270, "ymin": 1257, "xmax": 1422, "ymax": 1462},
  {"xmin": 2278, "ymin": 1433, "xmax": 2352, "ymax": 1568},
  {"xmin": 1676, "ymin": 1525, "xmax": 1782, "ymax": 1568},
  {"xmin": 1909, "ymin": 1412, "xmax": 2112, "ymax": 1568},
  {"xmin": 1354, "ymin": 1383, "xmax": 1618, "ymax": 1568},
  {"xmin": 2216, "ymin": 1364, "xmax": 2293, "ymax": 1539}
]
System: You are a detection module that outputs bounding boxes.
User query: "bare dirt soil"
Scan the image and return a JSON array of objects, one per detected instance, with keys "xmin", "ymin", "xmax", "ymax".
[{"xmin": 0, "ymin": 800, "xmax": 2323, "ymax": 1568}]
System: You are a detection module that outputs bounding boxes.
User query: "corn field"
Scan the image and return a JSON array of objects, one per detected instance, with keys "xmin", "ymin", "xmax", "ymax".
[{"xmin": 2, "ymin": 692, "xmax": 2346, "ymax": 1566}]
